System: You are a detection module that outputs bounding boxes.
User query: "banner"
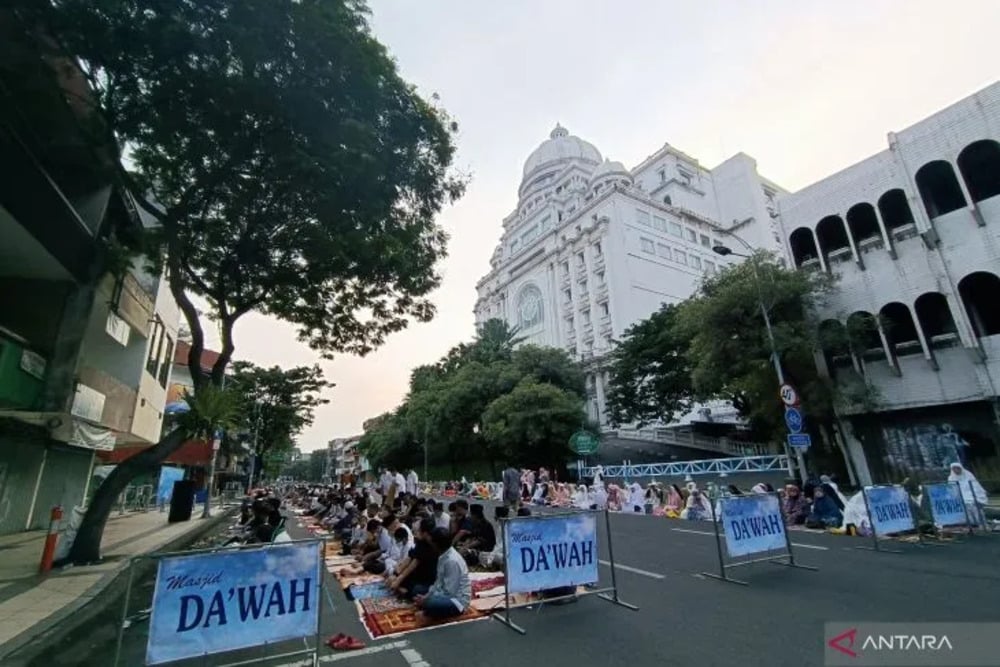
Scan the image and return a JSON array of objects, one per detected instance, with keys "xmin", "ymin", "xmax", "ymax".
[
  {"xmin": 156, "ymin": 466, "xmax": 186, "ymax": 505},
  {"xmin": 865, "ymin": 485, "xmax": 914, "ymax": 536},
  {"xmin": 504, "ymin": 513, "xmax": 598, "ymax": 594},
  {"xmin": 925, "ymin": 482, "xmax": 968, "ymax": 527},
  {"xmin": 720, "ymin": 494, "xmax": 787, "ymax": 558},
  {"xmin": 146, "ymin": 542, "xmax": 321, "ymax": 665}
]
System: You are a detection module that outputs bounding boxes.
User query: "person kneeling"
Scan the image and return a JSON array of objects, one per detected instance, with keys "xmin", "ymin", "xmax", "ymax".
[{"xmin": 415, "ymin": 527, "xmax": 471, "ymax": 619}]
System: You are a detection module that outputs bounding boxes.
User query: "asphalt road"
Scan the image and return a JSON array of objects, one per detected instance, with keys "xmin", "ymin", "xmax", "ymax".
[{"xmin": 17, "ymin": 505, "xmax": 1000, "ymax": 667}]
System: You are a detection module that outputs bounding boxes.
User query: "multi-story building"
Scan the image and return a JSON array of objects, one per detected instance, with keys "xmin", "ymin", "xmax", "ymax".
[
  {"xmin": 777, "ymin": 81, "xmax": 1000, "ymax": 484},
  {"xmin": 474, "ymin": 124, "xmax": 784, "ymax": 428},
  {"xmin": 327, "ymin": 436, "xmax": 363, "ymax": 484},
  {"xmin": 0, "ymin": 24, "xmax": 180, "ymax": 534}
]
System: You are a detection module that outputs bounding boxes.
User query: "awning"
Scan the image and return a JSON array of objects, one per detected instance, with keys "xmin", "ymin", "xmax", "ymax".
[{"xmin": 97, "ymin": 439, "xmax": 214, "ymax": 466}]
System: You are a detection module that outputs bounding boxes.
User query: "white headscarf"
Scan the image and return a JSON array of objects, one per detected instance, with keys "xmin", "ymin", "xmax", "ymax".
[
  {"xmin": 628, "ymin": 482, "xmax": 645, "ymax": 511},
  {"xmin": 948, "ymin": 462, "xmax": 987, "ymax": 505}
]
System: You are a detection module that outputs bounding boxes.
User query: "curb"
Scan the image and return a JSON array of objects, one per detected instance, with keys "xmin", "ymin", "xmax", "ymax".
[{"xmin": 0, "ymin": 507, "xmax": 237, "ymax": 664}]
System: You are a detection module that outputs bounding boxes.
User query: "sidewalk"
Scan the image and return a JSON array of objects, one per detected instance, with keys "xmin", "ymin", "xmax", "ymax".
[{"xmin": 0, "ymin": 507, "xmax": 232, "ymax": 659}]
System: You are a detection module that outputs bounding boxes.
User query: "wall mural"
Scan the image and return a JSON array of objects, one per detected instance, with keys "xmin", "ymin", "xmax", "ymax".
[
  {"xmin": 516, "ymin": 283, "xmax": 544, "ymax": 330},
  {"xmin": 881, "ymin": 423, "xmax": 967, "ymax": 473}
]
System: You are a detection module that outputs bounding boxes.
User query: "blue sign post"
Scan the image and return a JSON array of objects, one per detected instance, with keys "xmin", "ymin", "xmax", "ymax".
[
  {"xmin": 787, "ymin": 433, "xmax": 812, "ymax": 448},
  {"xmin": 784, "ymin": 407, "xmax": 803, "ymax": 433},
  {"xmin": 701, "ymin": 493, "xmax": 817, "ymax": 586},
  {"xmin": 145, "ymin": 542, "xmax": 322, "ymax": 665}
]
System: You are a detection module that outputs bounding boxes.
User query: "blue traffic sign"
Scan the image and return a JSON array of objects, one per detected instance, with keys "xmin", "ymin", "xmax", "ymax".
[
  {"xmin": 787, "ymin": 433, "xmax": 812, "ymax": 449},
  {"xmin": 784, "ymin": 407, "xmax": 804, "ymax": 434}
]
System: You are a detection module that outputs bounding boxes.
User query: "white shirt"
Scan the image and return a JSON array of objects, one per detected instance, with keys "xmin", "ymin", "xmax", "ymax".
[
  {"xmin": 406, "ymin": 471, "xmax": 418, "ymax": 495},
  {"xmin": 380, "ymin": 472, "xmax": 392, "ymax": 493},
  {"xmin": 394, "ymin": 473, "xmax": 406, "ymax": 491},
  {"xmin": 434, "ymin": 511, "xmax": 451, "ymax": 531}
]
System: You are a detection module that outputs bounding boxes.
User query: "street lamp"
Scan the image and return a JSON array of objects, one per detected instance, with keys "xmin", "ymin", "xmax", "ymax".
[{"xmin": 712, "ymin": 238, "xmax": 808, "ymax": 482}]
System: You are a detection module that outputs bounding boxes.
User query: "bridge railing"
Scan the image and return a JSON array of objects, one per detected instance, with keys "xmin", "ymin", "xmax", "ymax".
[{"xmin": 578, "ymin": 454, "xmax": 791, "ymax": 479}]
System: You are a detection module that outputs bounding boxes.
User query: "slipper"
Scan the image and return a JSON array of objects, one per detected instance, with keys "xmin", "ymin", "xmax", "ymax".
[
  {"xmin": 339, "ymin": 637, "xmax": 365, "ymax": 651},
  {"xmin": 325, "ymin": 633, "xmax": 345, "ymax": 648}
]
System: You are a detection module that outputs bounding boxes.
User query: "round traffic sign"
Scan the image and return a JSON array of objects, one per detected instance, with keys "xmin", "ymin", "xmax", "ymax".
[
  {"xmin": 784, "ymin": 406, "xmax": 804, "ymax": 434},
  {"xmin": 569, "ymin": 431, "xmax": 600, "ymax": 455},
  {"xmin": 779, "ymin": 383, "xmax": 799, "ymax": 406}
]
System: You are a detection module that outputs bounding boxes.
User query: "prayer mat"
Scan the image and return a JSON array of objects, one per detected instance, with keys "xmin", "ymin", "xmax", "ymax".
[
  {"xmin": 348, "ymin": 581, "xmax": 393, "ymax": 601},
  {"xmin": 359, "ymin": 596, "xmax": 413, "ymax": 615},
  {"xmin": 362, "ymin": 605, "xmax": 485, "ymax": 639},
  {"xmin": 471, "ymin": 576, "xmax": 504, "ymax": 595}
]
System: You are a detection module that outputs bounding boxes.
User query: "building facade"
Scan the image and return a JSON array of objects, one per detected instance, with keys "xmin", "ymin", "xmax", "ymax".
[
  {"xmin": 327, "ymin": 436, "xmax": 363, "ymax": 484},
  {"xmin": 474, "ymin": 125, "xmax": 784, "ymax": 427},
  {"xmin": 777, "ymin": 81, "xmax": 1000, "ymax": 484}
]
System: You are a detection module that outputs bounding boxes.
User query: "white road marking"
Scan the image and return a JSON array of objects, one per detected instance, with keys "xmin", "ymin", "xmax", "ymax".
[
  {"xmin": 598, "ymin": 559, "xmax": 666, "ymax": 579},
  {"xmin": 274, "ymin": 640, "xmax": 411, "ymax": 666},
  {"xmin": 670, "ymin": 526, "xmax": 828, "ymax": 550},
  {"xmin": 401, "ymin": 644, "xmax": 432, "ymax": 667}
]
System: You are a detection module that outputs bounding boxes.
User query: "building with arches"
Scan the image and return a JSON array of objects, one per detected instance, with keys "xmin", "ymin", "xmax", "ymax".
[
  {"xmin": 474, "ymin": 124, "xmax": 784, "ymax": 429},
  {"xmin": 777, "ymin": 81, "xmax": 1000, "ymax": 484}
]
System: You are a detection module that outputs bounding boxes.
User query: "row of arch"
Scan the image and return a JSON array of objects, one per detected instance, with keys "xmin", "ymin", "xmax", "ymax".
[
  {"xmin": 818, "ymin": 271, "xmax": 1000, "ymax": 372},
  {"xmin": 790, "ymin": 139, "xmax": 1000, "ymax": 268}
]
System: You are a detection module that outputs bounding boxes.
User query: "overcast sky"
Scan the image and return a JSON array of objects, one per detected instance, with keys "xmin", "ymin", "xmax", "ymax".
[{"xmin": 205, "ymin": 0, "xmax": 1000, "ymax": 452}]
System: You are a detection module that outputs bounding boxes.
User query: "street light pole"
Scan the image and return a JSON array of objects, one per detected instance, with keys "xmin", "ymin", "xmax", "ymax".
[
  {"xmin": 713, "ymin": 236, "xmax": 808, "ymax": 483},
  {"xmin": 423, "ymin": 423, "xmax": 429, "ymax": 486}
]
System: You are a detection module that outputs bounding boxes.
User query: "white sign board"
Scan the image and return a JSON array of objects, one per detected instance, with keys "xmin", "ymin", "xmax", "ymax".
[{"xmin": 779, "ymin": 383, "xmax": 799, "ymax": 406}]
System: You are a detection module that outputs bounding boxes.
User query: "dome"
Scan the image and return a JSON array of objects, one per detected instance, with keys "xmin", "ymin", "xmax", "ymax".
[
  {"xmin": 589, "ymin": 158, "xmax": 632, "ymax": 185},
  {"xmin": 522, "ymin": 124, "xmax": 602, "ymax": 182}
]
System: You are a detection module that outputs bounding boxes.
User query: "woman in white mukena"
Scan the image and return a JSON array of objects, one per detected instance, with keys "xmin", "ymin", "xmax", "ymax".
[{"xmin": 948, "ymin": 462, "xmax": 987, "ymax": 523}]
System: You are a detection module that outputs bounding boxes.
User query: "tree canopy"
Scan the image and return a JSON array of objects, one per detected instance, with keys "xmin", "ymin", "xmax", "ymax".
[{"xmin": 359, "ymin": 319, "xmax": 589, "ymax": 476}]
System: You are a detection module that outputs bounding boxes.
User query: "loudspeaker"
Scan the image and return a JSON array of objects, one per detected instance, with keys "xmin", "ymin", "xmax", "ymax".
[{"xmin": 168, "ymin": 480, "xmax": 195, "ymax": 523}]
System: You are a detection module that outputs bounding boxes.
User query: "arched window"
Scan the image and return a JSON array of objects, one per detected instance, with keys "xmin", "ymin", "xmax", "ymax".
[
  {"xmin": 880, "ymin": 302, "xmax": 921, "ymax": 356},
  {"xmin": 847, "ymin": 311, "xmax": 881, "ymax": 358},
  {"xmin": 877, "ymin": 189, "xmax": 914, "ymax": 232},
  {"xmin": 515, "ymin": 283, "xmax": 544, "ymax": 330},
  {"xmin": 818, "ymin": 319, "xmax": 852, "ymax": 372},
  {"xmin": 915, "ymin": 160, "xmax": 966, "ymax": 219},
  {"xmin": 914, "ymin": 292, "xmax": 958, "ymax": 349},
  {"xmin": 816, "ymin": 215, "xmax": 852, "ymax": 265},
  {"xmin": 789, "ymin": 227, "xmax": 820, "ymax": 268},
  {"xmin": 846, "ymin": 203, "xmax": 882, "ymax": 250},
  {"xmin": 957, "ymin": 140, "xmax": 1000, "ymax": 203},
  {"xmin": 959, "ymin": 271, "xmax": 1000, "ymax": 337}
]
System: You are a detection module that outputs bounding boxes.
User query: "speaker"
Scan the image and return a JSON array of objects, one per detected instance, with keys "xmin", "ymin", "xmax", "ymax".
[{"xmin": 168, "ymin": 480, "xmax": 195, "ymax": 523}]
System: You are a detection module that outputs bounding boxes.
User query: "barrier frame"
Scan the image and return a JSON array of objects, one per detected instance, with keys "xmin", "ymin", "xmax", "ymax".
[
  {"xmin": 113, "ymin": 537, "xmax": 332, "ymax": 667},
  {"xmin": 494, "ymin": 508, "xmax": 637, "ymax": 634},
  {"xmin": 701, "ymin": 491, "xmax": 817, "ymax": 586},
  {"xmin": 857, "ymin": 484, "xmax": 918, "ymax": 554}
]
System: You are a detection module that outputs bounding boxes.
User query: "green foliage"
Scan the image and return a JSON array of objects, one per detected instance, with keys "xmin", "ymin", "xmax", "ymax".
[
  {"xmin": 177, "ymin": 384, "xmax": 240, "ymax": 440},
  {"xmin": 359, "ymin": 319, "xmax": 587, "ymax": 473},
  {"xmin": 482, "ymin": 379, "xmax": 583, "ymax": 468},
  {"xmin": 227, "ymin": 361, "xmax": 333, "ymax": 458},
  {"xmin": 280, "ymin": 451, "xmax": 327, "ymax": 482}
]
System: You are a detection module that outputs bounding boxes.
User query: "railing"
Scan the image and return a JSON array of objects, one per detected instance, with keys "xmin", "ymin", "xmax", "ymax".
[
  {"xmin": 578, "ymin": 455, "xmax": 790, "ymax": 479},
  {"xmin": 609, "ymin": 426, "xmax": 770, "ymax": 456}
]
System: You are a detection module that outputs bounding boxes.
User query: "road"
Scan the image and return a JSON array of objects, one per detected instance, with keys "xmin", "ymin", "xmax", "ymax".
[{"xmin": 15, "ymin": 506, "xmax": 1000, "ymax": 666}]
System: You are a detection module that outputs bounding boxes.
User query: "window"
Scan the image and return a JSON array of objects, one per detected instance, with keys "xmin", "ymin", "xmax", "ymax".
[
  {"xmin": 640, "ymin": 237, "xmax": 655, "ymax": 254},
  {"xmin": 594, "ymin": 241, "xmax": 602, "ymax": 256},
  {"xmin": 653, "ymin": 216, "xmax": 666, "ymax": 232},
  {"xmin": 146, "ymin": 318, "xmax": 164, "ymax": 376},
  {"xmin": 540, "ymin": 215, "xmax": 551, "ymax": 230},
  {"xmin": 511, "ymin": 239, "xmax": 519, "ymax": 253},
  {"xmin": 663, "ymin": 195, "xmax": 672, "ymax": 206},
  {"xmin": 158, "ymin": 335, "xmax": 174, "ymax": 387},
  {"xmin": 579, "ymin": 278, "xmax": 588, "ymax": 290},
  {"xmin": 561, "ymin": 261, "xmax": 569, "ymax": 274},
  {"xmin": 563, "ymin": 288, "xmax": 572, "ymax": 303},
  {"xmin": 583, "ymin": 309, "xmax": 591, "ymax": 324},
  {"xmin": 600, "ymin": 302, "xmax": 610, "ymax": 318},
  {"xmin": 669, "ymin": 222, "xmax": 682, "ymax": 237},
  {"xmin": 657, "ymin": 243, "xmax": 671, "ymax": 259},
  {"xmin": 576, "ymin": 251, "xmax": 585, "ymax": 267},
  {"xmin": 686, "ymin": 228, "xmax": 697, "ymax": 243},
  {"xmin": 675, "ymin": 250, "xmax": 687, "ymax": 266},
  {"xmin": 705, "ymin": 260, "xmax": 716, "ymax": 275},
  {"xmin": 713, "ymin": 239, "xmax": 723, "ymax": 249},
  {"xmin": 636, "ymin": 209, "xmax": 651, "ymax": 226},
  {"xmin": 690, "ymin": 256, "xmax": 702, "ymax": 270},
  {"xmin": 658, "ymin": 169, "xmax": 666, "ymax": 183},
  {"xmin": 566, "ymin": 316, "xmax": 574, "ymax": 331},
  {"xmin": 700, "ymin": 234, "xmax": 710, "ymax": 248},
  {"xmin": 596, "ymin": 270, "xmax": 605, "ymax": 284}
]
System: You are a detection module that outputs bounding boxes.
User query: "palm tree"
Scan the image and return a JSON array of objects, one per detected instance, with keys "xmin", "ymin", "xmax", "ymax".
[{"xmin": 471, "ymin": 318, "xmax": 525, "ymax": 364}]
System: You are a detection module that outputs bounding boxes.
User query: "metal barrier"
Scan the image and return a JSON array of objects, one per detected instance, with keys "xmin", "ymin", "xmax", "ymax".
[{"xmin": 578, "ymin": 454, "xmax": 791, "ymax": 480}]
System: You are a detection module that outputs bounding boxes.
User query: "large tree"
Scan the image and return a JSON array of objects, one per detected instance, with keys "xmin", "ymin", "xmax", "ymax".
[{"xmin": 28, "ymin": 0, "xmax": 465, "ymax": 563}]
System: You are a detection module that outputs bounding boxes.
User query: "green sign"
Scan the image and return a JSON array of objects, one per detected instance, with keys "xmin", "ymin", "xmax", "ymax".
[{"xmin": 569, "ymin": 431, "xmax": 600, "ymax": 455}]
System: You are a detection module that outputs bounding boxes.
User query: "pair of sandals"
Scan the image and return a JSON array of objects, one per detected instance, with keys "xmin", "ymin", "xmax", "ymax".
[{"xmin": 326, "ymin": 633, "xmax": 365, "ymax": 651}]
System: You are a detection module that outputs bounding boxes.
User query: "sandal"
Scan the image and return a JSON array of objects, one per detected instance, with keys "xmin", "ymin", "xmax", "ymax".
[{"xmin": 325, "ymin": 633, "xmax": 345, "ymax": 648}]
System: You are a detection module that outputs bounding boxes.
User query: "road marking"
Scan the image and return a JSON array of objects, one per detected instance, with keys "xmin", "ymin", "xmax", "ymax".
[
  {"xmin": 671, "ymin": 527, "xmax": 828, "ymax": 550},
  {"xmin": 272, "ymin": 640, "xmax": 411, "ymax": 666},
  {"xmin": 599, "ymin": 559, "xmax": 665, "ymax": 579},
  {"xmin": 401, "ymin": 645, "xmax": 431, "ymax": 667}
]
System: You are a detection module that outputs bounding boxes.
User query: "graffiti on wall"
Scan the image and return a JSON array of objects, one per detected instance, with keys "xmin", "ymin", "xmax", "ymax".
[{"xmin": 881, "ymin": 423, "xmax": 967, "ymax": 473}]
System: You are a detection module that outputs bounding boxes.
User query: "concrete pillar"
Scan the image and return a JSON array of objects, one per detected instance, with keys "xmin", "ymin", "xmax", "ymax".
[{"xmin": 41, "ymin": 280, "xmax": 99, "ymax": 412}]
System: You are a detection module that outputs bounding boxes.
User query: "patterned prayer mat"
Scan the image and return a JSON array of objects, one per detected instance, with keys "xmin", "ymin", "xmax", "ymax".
[
  {"xmin": 471, "ymin": 576, "xmax": 504, "ymax": 595},
  {"xmin": 348, "ymin": 581, "xmax": 393, "ymax": 601},
  {"xmin": 359, "ymin": 596, "xmax": 413, "ymax": 615},
  {"xmin": 362, "ymin": 605, "xmax": 485, "ymax": 639}
]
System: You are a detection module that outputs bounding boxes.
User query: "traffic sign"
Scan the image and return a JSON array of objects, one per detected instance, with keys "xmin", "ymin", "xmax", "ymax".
[
  {"xmin": 784, "ymin": 406, "xmax": 804, "ymax": 434},
  {"xmin": 787, "ymin": 433, "xmax": 811, "ymax": 449},
  {"xmin": 569, "ymin": 431, "xmax": 600, "ymax": 455},
  {"xmin": 779, "ymin": 383, "xmax": 799, "ymax": 406}
]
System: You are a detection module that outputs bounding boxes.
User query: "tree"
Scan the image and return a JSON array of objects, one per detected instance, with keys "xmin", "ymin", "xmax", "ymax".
[
  {"xmin": 31, "ymin": 0, "xmax": 465, "ymax": 563},
  {"xmin": 228, "ymin": 362, "xmax": 333, "ymax": 459},
  {"xmin": 606, "ymin": 304, "xmax": 694, "ymax": 427},
  {"xmin": 482, "ymin": 379, "xmax": 584, "ymax": 469}
]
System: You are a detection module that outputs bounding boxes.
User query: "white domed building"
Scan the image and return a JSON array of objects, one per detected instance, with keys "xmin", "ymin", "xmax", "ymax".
[{"xmin": 475, "ymin": 125, "xmax": 785, "ymax": 428}]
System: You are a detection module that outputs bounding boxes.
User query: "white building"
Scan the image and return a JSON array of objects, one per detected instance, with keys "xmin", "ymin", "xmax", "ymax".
[
  {"xmin": 327, "ymin": 435, "xmax": 363, "ymax": 482},
  {"xmin": 474, "ymin": 124, "xmax": 785, "ymax": 428},
  {"xmin": 777, "ymin": 81, "xmax": 1000, "ymax": 484}
]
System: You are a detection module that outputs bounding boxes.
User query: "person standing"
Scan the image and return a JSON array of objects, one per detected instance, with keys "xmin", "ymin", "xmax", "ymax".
[
  {"xmin": 502, "ymin": 464, "xmax": 521, "ymax": 509},
  {"xmin": 406, "ymin": 468, "xmax": 419, "ymax": 496}
]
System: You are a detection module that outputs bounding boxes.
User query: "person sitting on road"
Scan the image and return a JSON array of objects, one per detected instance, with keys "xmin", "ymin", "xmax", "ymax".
[
  {"xmin": 664, "ymin": 485, "xmax": 684, "ymax": 518},
  {"xmin": 805, "ymin": 485, "xmax": 843, "ymax": 529},
  {"xmin": 681, "ymin": 489, "xmax": 712, "ymax": 521},
  {"xmin": 627, "ymin": 482, "xmax": 645, "ymax": 513},
  {"xmin": 385, "ymin": 525, "xmax": 416, "ymax": 576},
  {"xmin": 359, "ymin": 517, "xmax": 393, "ymax": 573},
  {"xmin": 479, "ymin": 506, "xmax": 508, "ymax": 570},
  {"xmin": 450, "ymin": 499, "xmax": 472, "ymax": 541},
  {"xmin": 455, "ymin": 504, "xmax": 496, "ymax": 564},
  {"xmin": 389, "ymin": 518, "xmax": 440, "ymax": 598},
  {"xmin": 782, "ymin": 484, "xmax": 810, "ymax": 525},
  {"xmin": 415, "ymin": 527, "xmax": 472, "ymax": 619},
  {"xmin": 592, "ymin": 484, "xmax": 608, "ymax": 510},
  {"xmin": 431, "ymin": 501, "xmax": 451, "ymax": 531}
]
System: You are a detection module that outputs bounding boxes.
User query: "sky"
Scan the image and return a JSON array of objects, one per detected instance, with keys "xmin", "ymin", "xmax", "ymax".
[{"xmin": 203, "ymin": 0, "xmax": 1000, "ymax": 452}]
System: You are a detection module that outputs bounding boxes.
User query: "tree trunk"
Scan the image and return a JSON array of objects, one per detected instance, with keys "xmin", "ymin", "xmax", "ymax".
[{"xmin": 66, "ymin": 427, "xmax": 189, "ymax": 564}]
